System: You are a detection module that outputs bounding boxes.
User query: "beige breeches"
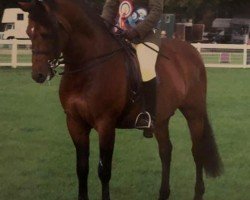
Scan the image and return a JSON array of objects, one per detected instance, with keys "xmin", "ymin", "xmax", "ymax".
[{"xmin": 134, "ymin": 42, "xmax": 159, "ymax": 82}]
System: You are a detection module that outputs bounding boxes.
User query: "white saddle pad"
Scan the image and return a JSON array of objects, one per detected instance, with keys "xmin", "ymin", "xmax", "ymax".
[{"xmin": 136, "ymin": 42, "xmax": 158, "ymax": 81}]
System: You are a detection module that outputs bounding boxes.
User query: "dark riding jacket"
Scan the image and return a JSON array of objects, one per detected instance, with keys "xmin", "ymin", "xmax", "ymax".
[{"xmin": 101, "ymin": 0, "xmax": 164, "ymax": 45}]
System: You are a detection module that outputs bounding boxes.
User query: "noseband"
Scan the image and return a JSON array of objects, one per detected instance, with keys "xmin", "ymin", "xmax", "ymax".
[{"xmin": 31, "ymin": 48, "xmax": 64, "ymax": 81}]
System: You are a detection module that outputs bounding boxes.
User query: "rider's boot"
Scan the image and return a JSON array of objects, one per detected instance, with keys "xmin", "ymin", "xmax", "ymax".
[{"xmin": 134, "ymin": 80, "xmax": 156, "ymax": 138}]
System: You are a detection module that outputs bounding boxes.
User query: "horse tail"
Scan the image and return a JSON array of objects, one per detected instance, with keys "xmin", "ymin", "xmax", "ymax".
[{"xmin": 201, "ymin": 114, "xmax": 224, "ymax": 177}]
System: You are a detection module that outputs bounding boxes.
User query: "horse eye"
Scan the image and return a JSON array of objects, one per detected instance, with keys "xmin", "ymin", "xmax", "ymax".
[{"xmin": 40, "ymin": 33, "xmax": 53, "ymax": 39}]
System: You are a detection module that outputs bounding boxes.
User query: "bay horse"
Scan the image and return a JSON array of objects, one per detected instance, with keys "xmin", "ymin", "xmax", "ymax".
[{"xmin": 19, "ymin": 0, "xmax": 223, "ymax": 199}]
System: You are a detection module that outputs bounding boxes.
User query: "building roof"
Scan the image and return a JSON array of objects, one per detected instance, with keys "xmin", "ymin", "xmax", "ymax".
[
  {"xmin": 231, "ymin": 18, "xmax": 250, "ymax": 26},
  {"xmin": 212, "ymin": 18, "xmax": 232, "ymax": 29},
  {"xmin": 2, "ymin": 8, "xmax": 28, "ymax": 23}
]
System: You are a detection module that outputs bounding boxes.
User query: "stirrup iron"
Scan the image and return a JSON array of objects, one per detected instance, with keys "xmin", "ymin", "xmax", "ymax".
[{"xmin": 135, "ymin": 111, "xmax": 152, "ymax": 129}]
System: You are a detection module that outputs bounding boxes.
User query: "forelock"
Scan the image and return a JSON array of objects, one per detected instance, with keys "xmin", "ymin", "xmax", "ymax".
[{"xmin": 29, "ymin": 0, "xmax": 58, "ymax": 29}]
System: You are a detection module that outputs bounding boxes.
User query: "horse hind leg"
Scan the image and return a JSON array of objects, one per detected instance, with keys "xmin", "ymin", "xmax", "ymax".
[
  {"xmin": 180, "ymin": 107, "xmax": 223, "ymax": 200},
  {"xmin": 154, "ymin": 119, "xmax": 172, "ymax": 200}
]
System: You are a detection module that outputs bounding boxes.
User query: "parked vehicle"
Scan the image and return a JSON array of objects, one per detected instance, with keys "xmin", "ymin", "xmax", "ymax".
[
  {"xmin": 0, "ymin": 8, "xmax": 29, "ymax": 40},
  {"xmin": 207, "ymin": 18, "xmax": 250, "ymax": 44},
  {"xmin": 231, "ymin": 18, "xmax": 250, "ymax": 44}
]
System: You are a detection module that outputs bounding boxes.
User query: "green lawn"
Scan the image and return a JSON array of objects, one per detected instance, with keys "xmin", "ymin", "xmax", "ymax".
[
  {"xmin": 0, "ymin": 68, "xmax": 250, "ymax": 200},
  {"xmin": 201, "ymin": 53, "xmax": 244, "ymax": 64},
  {"xmin": 0, "ymin": 52, "xmax": 245, "ymax": 65},
  {"xmin": 0, "ymin": 55, "xmax": 11, "ymax": 63},
  {"xmin": 0, "ymin": 55, "xmax": 31, "ymax": 63}
]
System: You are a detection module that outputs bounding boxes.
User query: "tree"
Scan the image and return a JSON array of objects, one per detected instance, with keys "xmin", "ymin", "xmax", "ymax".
[
  {"xmin": 164, "ymin": 0, "xmax": 250, "ymax": 30},
  {"xmin": 0, "ymin": 0, "xmax": 19, "ymax": 21},
  {"xmin": 1, "ymin": 0, "xmax": 249, "ymax": 31},
  {"xmin": 0, "ymin": 0, "xmax": 30, "ymax": 30}
]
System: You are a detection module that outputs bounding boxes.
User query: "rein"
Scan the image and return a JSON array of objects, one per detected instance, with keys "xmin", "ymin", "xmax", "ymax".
[
  {"xmin": 103, "ymin": 19, "xmax": 170, "ymax": 60},
  {"xmin": 59, "ymin": 47, "xmax": 123, "ymax": 75},
  {"xmin": 36, "ymin": 7, "xmax": 169, "ymax": 77},
  {"xmin": 32, "ymin": 47, "xmax": 123, "ymax": 76}
]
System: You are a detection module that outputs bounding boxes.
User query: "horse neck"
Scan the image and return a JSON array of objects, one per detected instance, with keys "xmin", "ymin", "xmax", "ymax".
[
  {"xmin": 63, "ymin": 32, "xmax": 117, "ymax": 63},
  {"xmin": 61, "ymin": 3, "xmax": 119, "ymax": 69}
]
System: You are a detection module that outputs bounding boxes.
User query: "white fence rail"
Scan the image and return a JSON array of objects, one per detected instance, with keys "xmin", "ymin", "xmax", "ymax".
[
  {"xmin": 0, "ymin": 39, "xmax": 31, "ymax": 68},
  {"xmin": 192, "ymin": 43, "xmax": 250, "ymax": 68},
  {"xmin": 1, "ymin": 39, "xmax": 250, "ymax": 68}
]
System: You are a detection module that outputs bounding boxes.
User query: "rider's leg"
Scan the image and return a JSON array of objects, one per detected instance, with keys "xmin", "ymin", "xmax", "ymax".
[{"xmin": 134, "ymin": 42, "xmax": 159, "ymax": 131}]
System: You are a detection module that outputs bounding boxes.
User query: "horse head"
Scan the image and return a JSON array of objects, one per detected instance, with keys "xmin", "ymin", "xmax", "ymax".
[
  {"xmin": 19, "ymin": 0, "xmax": 116, "ymax": 83},
  {"xmin": 19, "ymin": 0, "xmax": 70, "ymax": 83}
]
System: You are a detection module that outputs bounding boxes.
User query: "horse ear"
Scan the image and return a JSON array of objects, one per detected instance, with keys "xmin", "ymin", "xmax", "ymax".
[
  {"xmin": 36, "ymin": 0, "xmax": 54, "ymax": 13},
  {"xmin": 18, "ymin": 2, "xmax": 32, "ymax": 12}
]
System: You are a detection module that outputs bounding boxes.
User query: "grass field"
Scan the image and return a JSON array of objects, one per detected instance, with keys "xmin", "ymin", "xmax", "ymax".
[
  {"xmin": 0, "ymin": 55, "xmax": 31, "ymax": 63},
  {"xmin": 0, "ymin": 68, "xmax": 250, "ymax": 200},
  {"xmin": 201, "ymin": 53, "xmax": 244, "ymax": 64},
  {"xmin": 0, "ymin": 52, "xmax": 246, "ymax": 65}
]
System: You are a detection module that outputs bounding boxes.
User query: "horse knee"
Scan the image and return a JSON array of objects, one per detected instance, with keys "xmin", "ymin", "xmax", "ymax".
[
  {"xmin": 76, "ymin": 151, "xmax": 89, "ymax": 178},
  {"xmin": 77, "ymin": 163, "xmax": 89, "ymax": 178},
  {"xmin": 98, "ymin": 160, "xmax": 111, "ymax": 183}
]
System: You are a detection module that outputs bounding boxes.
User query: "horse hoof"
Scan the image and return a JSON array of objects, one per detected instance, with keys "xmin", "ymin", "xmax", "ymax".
[
  {"xmin": 193, "ymin": 195, "xmax": 204, "ymax": 200},
  {"xmin": 78, "ymin": 197, "xmax": 89, "ymax": 200},
  {"xmin": 158, "ymin": 189, "xmax": 170, "ymax": 200},
  {"xmin": 158, "ymin": 197, "xmax": 169, "ymax": 200},
  {"xmin": 78, "ymin": 194, "xmax": 89, "ymax": 200},
  {"xmin": 143, "ymin": 129, "xmax": 153, "ymax": 138}
]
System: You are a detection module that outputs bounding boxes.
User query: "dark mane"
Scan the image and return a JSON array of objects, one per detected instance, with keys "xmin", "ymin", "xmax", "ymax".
[
  {"xmin": 77, "ymin": 0, "xmax": 110, "ymax": 31},
  {"xmin": 29, "ymin": 0, "xmax": 109, "ymax": 35}
]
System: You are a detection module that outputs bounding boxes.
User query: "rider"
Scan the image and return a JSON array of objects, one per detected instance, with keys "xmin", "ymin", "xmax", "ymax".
[{"xmin": 102, "ymin": 0, "xmax": 164, "ymax": 132}]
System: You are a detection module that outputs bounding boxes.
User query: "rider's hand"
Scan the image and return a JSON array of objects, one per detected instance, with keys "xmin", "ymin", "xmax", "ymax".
[
  {"xmin": 103, "ymin": 21, "xmax": 113, "ymax": 32},
  {"xmin": 123, "ymin": 28, "xmax": 139, "ymax": 41}
]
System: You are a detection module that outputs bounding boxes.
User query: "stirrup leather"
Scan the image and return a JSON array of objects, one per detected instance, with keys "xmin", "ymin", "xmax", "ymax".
[{"xmin": 135, "ymin": 111, "xmax": 152, "ymax": 129}]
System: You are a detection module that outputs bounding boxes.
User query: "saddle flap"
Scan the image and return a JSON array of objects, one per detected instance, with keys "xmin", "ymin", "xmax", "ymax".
[{"xmin": 123, "ymin": 41, "xmax": 143, "ymax": 100}]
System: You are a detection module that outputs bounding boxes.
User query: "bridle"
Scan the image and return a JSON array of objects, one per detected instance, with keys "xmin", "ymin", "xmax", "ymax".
[
  {"xmin": 32, "ymin": 46, "xmax": 124, "ymax": 77},
  {"xmin": 30, "ymin": 13, "xmax": 66, "ymax": 78},
  {"xmin": 30, "ymin": 21, "xmax": 125, "ymax": 79},
  {"xmin": 31, "ymin": 48, "xmax": 63, "ymax": 78}
]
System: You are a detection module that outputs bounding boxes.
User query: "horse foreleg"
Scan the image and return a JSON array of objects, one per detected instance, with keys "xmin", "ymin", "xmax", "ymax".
[
  {"xmin": 97, "ymin": 123, "xmax": 115, "ymax": 200},
  {"xmin": 154, "ymin": 120, "xmax": 172, "ymax": 200},
  {"xmin": 66, "ymin": 116, "xmax": 91, "ymax": 200}
]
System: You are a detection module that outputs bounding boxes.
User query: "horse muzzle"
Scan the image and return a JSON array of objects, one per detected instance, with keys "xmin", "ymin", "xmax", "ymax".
[
  {"xmin": 32, "ymin": 66, "xmax": 55, "ymax": 83},
  {"xmin": 32, "ymin": 72, "xmax": 47, "ymax": 83}
]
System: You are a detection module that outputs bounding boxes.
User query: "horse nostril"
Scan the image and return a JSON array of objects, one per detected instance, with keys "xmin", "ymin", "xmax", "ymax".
[{"xmin": 37, "ymin": 73, "xmax": 46, "ymax": 83}]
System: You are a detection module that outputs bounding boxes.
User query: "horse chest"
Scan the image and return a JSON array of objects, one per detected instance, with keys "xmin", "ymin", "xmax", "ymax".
[{"xmin": 62, "ymin": 95, "xmax": 89, "ymax": 114}]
